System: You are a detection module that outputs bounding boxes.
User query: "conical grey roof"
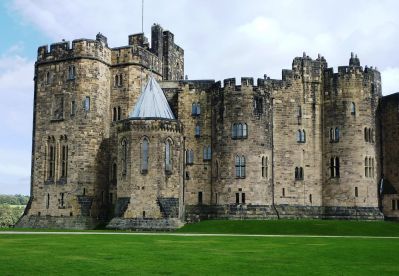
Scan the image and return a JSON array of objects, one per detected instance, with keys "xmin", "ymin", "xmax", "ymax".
[{"xmin": 129, "ymin": 76, "xmax": 175, "ymax": 119}]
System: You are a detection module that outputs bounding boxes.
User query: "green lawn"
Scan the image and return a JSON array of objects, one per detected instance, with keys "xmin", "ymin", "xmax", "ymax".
[
  {"xmin": 1, "ymin": 220, "xmax": 399, "ymax": 275},
  {"xmin": 0, "ymin": 233, "xmax": 398, "ymax": 275}
]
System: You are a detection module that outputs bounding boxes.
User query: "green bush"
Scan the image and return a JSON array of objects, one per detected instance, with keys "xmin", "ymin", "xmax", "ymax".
[
  {"xmin": 0, "ymin": 204, "xmax": 25, "ymax": 228},
  {"xmin": 0, "ymin": 194, "xmax": 30, "ymax": 205}
]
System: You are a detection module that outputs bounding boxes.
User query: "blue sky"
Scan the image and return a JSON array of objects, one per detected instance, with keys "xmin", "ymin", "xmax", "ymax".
[{"xmin": 1, "ymin": 0, "xmax": 399, "ymax": 195}]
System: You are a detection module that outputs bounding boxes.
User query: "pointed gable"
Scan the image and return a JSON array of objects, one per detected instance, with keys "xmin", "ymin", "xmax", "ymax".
[{"xmin": 129, "ymin": 76, "xmax": 175, "ymax": 119}]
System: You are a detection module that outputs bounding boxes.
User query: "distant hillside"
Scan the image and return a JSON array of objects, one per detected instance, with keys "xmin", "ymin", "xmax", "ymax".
[{"xmin": 0, "ymin": 194, "xmax": 30, "ymax": 205}]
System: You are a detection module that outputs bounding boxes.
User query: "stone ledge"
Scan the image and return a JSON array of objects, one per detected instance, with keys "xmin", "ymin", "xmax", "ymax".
[
  {"xmin": 185, "ymin": 204, "xmax": 384, "ymax": 222},
  {"xmin": 106, "ymin": 218, "xmax": 184, "ymax": 231}
]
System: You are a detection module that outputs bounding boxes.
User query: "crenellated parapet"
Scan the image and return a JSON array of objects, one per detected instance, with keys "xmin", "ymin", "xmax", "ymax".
[
  {"xmin": 118, "ymin": 118, "xmax": 183, "ymax": 133},
  {"xmin": 37, "ymin": 38, "xmax": 112, "ymax": 64}
]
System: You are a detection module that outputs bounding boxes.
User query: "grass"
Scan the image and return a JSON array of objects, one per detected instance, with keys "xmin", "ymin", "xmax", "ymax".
[
  {"xmin": 0, "ymin": 233, "xmax": 398, "ymax": 275},
  {"xmin": 1, "ymin": 220, "xmax": 399, "ymax": 275}
]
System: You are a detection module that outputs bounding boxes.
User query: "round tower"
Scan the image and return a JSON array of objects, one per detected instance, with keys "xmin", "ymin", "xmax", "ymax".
[
  {"xmin": 322, "ymin": 54, "xmax": 383, "ymax": 219},
  {"xmin": 108, "ymin": 76, "xmax": 184, "ymax": 230}
]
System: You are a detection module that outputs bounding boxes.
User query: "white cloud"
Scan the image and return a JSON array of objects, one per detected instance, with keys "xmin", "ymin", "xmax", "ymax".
[
  {"xmin": 9, "ymin": 0, "xmax": 399, "ymax": 89},
  {"xmin": 381, "ymin": 67, "xmax": 399, "ymax": 95},
  {"xmin": 0, "ymin": 48, "xmax": 33, "ymax": 195}
]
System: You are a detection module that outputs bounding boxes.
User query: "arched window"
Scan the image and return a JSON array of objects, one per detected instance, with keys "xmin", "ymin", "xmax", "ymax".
[
  {"xmin": 350, "ymin": 102, "xmax": 356, "ymax": 115},
  {"xmin": 46, "ymin": 194, "xmax": 50, "ymax": 209},
  {"xmin": 242, "ymin": 123, "xmax": 248, "ymax": 138},
  {"xmin": 371, "ymin": 129, "xmax": 374, "ymax": 143},
  {"xmin": 61, "ymin": 143, "xmax": 68, "ymax": 179},
  {"xmin": 121, "ymin": 139, "xmax": 128, "ymax": 176},
  {"xmin": 330, "ymin": 128, "xmax": 334, "ymax": 142},
  {"xmin": 141, "ymin": 138, "xmax": 149, "ymax": 173},
  {"xmin": 195, "ymin": 124, "xmax": 201, "ymax": 137},
  {"xmin": 117, "ymin": 106, "xmax": 121, "ymax": 121},
  {"xmin": 295, "ymin": 167, "xmax": 299, "ymax": 179},
  {"xmin": 165, "ymin": 139, "xmax": 172, "ymax": 173},
  {"xmin": 46, "ymin": 71, "xmax": 51, "ymax": 85},
  {"xmin": 335, "ymin": 127, "xmax": 339, "ymax": 141},
  {"xmin": 299, "ymin": 167, "xmax": 304, "ymax": 179},
  {"xmin": 47, "ymin": 136, "xmax": 56, "ymax": 180},
  {"xmin": 113, "ymin": 107, "xmax": 117, "ymax": 121},
  {"xmin": 368, "ymin": 128, "xmax": 371, "ymax": 143},
  {"xmin": 301, "ymin": 130, "xmax": 306, "ymax": 143},
  {"xmin": 68, "ymin": 65, "xmax": 76, "ymax": 80}
]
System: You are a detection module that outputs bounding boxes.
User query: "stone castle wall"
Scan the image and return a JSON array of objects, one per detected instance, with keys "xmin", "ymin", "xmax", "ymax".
[
  {"xmin": 381, "ymin": 93, "xmax": 399, "ymax": 219},
  {"xmin": 19, "ymin": 24, "xmax": 396, "ymax": 230}
]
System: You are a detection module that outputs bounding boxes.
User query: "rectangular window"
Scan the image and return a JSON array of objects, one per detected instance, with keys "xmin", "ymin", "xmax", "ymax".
[
  {"xmin": 198, "ymin": 192, "xmax": 203, "ymax": 205},
  {"xmin": 254, "ymin": 97, "xmax": 263, "ymax": 114},
  {"xmin": 84, "ymin": 96, "xmax": 90, "ymax": 112},
  {"xmin": 397, "ymin": 200, "xmax": 399, "ymax": 210},
  {"xmin": 282, "ymin": 188, "xmax": 285, "ymax": 197},
  {"xmin": 235, "ymin": 193, "xmax": 239, "ymax": 204},
  {"xmin": 71, "ymin": 101, "xmax": 76, "ymax": 116},
  {"xmin": 392, "ymin": 200, "xmax": 396, "ymax": 210},
  {"xmin": 355, "ymin": 187, "xmax": 358, "ymax": 197},
  {"xmin": 241, "ymin": 193, "xmax": 246, "ymax": 204},
  {"xmin": 60, "ymin": 193, "xmax": 65, "ymax": 207},
  {"xmin": 48, "ymin": 145, "xmax": 56, "ymax": 179}
]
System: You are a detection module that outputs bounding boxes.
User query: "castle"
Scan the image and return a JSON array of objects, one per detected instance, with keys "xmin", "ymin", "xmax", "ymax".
[{"xmin": 17, "ymin": 24, "xmax": 399, "ymax": 230}]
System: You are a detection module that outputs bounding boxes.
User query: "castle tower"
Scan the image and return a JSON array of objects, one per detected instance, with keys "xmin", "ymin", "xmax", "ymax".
[
  {"xmin": 18, "ymin": 37, "xmax": 113, "ymax": 228},
  {"xmin": 272, "ymin": 54, "xmax": 325, "ymax": 217},
  {"xmin": 209, "ymin": 77, "xmax": 273, "ymax": 217},
  {"xmin": 322, "ymin": 54, "xmax": 383, "ymax": 219},
  {"xmin": 107, "ymin": 76, "xmax": 184, "ymax": 230}
]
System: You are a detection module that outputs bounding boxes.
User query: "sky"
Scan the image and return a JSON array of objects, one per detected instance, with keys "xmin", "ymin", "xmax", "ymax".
[{"xmin": 0, "ymin": 0, "xmax": 399, "ymax": 195}]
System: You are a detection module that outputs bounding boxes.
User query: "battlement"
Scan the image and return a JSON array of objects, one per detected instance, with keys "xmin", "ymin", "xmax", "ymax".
[
  {"xmin": 128, "ymin": 33, "xmax": 150, "ymax": 49},
  {"xmin": 120, "ymin": 118, "xmax": 183, "ymax": 133},
  {"xmin": 36, "ymin": 23, "xmax": 184, "ymax": 80},
  {"xmin": 37, "ymin": 38, "xmax": 111, "ymax": 64}
]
